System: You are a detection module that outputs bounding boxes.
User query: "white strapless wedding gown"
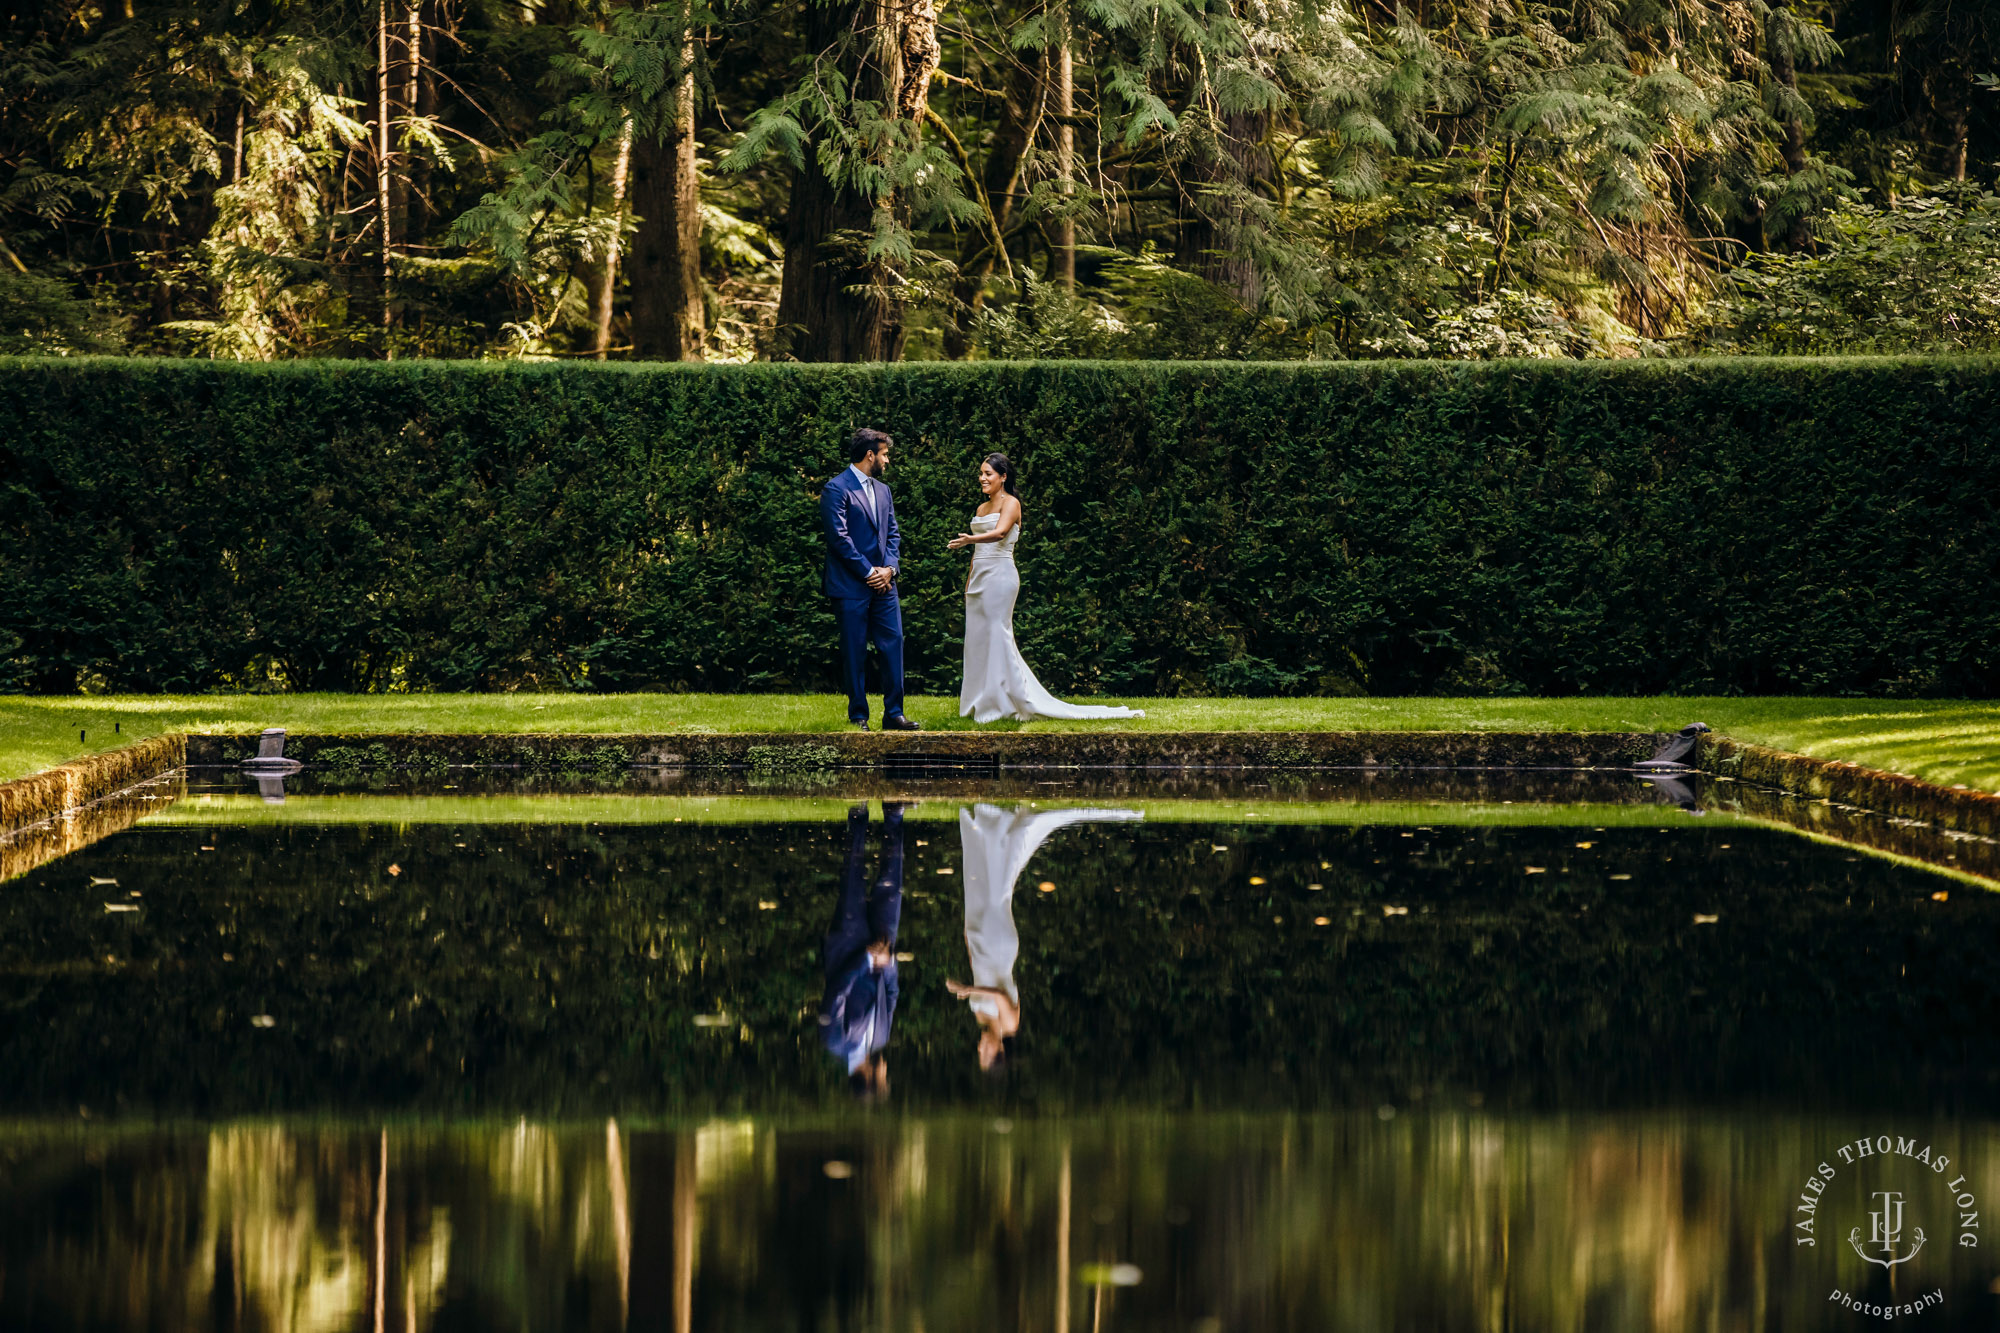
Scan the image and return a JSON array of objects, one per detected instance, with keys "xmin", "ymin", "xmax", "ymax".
[{"xmin": 960, "ymin": 512, "xmax": 1147, "ymax": 723}]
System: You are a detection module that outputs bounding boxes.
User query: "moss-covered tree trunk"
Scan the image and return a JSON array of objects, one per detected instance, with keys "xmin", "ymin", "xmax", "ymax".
[
  {"xmin": 1174, "ymin": 108, "xmax": 1271, "ymax": 308},
  {"xmin": 628, "ymin": 64, "xmax": 706, "ymax": 362},
  {"xmin": 774, "ymin": 0, "xmax": 940, "ymax": 361}
]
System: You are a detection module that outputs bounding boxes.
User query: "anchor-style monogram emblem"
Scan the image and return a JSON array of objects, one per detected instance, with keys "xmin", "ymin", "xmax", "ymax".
[{"xmin": 1850, "ymin": 1191, "xmax": 1926, "ymax": 1268}]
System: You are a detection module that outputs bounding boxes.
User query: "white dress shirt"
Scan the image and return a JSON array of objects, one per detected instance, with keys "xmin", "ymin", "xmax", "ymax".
[{"xmin": 848, "ymin": 464, "xmax": 877, "ymax": 525}]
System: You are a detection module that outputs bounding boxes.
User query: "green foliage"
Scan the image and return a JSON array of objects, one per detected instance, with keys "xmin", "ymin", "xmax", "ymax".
[
  {"xmin": 1700, "ymin": 187, "xmax": 2000, "ymax": 353},
  {"xmin": 2, "ymin": 356, "xmax": 1998, "ymax": 700},
  {"xmin": 745, "ymin": 743, "xmax": 842, "ymax": 773},
  {"xmin": 3, "ymin": 0, "xmax": 1995, "ymax": 361},
  {"xmin": 0, "ymin": 269, "xmax": 127, "ymax": 356},
  {"xmin": 319, "ymin": 743, "xmax": 396, "ymax": 773}
]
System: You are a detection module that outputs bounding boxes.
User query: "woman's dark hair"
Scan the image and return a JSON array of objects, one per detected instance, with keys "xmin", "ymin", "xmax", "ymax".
[
  {"xmin": 981, "ymin": 1032, "xmax": 1019, "ymax": 1081},
  {"xmin": 983, "ymin": 453, "xmax": 1020, "ymax": 498},
  {"xmin": 848, "ymin": 428, "xmax": 893, "ymax": 464}
]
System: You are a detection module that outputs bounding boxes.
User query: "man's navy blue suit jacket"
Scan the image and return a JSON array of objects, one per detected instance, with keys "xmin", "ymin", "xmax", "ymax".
[{"xmin": 821, "ymin": 468, "xmax": 900, "ymax": 600}]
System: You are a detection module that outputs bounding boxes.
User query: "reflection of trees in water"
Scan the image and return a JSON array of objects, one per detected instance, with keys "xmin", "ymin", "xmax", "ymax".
[
  {"xmin": 5, "ymin": 1118, "xmax": 1998, "ymax": 1331},
  {"xmin": 199, "ymin": 1126, "xmax": 372, "ymax": 1331}
]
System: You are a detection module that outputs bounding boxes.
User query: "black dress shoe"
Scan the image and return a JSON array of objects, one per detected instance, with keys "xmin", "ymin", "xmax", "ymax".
[{"xmin": 881, "ymin": 715, "xmax": 923, "ymax": 732}]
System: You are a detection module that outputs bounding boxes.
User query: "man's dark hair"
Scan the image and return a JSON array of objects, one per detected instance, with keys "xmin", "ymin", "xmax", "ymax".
[{"xmin": 847, "ymin": 428, "xmax": 893, "ymax": 464}]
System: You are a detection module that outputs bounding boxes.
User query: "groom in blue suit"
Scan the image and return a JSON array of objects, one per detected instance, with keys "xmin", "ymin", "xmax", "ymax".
[{"xmin": 822, "ymin": 428, "xmax": 922, "ymax": 731}]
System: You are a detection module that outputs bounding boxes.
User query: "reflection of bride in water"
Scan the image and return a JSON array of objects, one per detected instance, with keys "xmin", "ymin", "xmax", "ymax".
[{"xmin": 948, "ymin": 803, "xmax": 1143, "ymax": 1070}]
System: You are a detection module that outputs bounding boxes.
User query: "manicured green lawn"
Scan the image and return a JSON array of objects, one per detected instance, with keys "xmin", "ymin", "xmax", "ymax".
[{"xmin": 2, "ymin": 694, "xmax": 1997, "ymax": 793}]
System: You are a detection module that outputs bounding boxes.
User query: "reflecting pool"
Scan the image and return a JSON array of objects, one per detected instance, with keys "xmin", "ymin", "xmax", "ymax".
[{"xmin": 2, "ymin": 771, "xmax": 1996, "ymax": 1330}]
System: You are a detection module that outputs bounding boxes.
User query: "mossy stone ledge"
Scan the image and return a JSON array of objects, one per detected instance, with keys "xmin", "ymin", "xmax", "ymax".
[{"xmin": 185, "ymin": 730, "xmax": 1669, "ymax": 772}]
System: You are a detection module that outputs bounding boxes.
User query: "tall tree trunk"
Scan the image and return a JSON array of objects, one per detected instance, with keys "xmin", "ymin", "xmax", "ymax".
[
  {"xmin": 1944, "ymin": 96, "xmax": 1970, "ymax": 180},
  {"xmin": 775, "ymin": 0, "xmax": 940, "ymax": 361},
  {"xmin": 1767, "ymin": 9, "xmax": 1813, "ymax": 250},
  {"xmin": 1054, "ymin": 33, "xmax": 1075, "ymax": 290},
  {"xmin": 376, "ymin": 0, "xmax": 395, "ymax": 353},
  {"xmin": 405, "ymin": 0, "xmax": 427, "ymax": 239},
  {"xmin": 942, "ymin": 58, "xmax": 1035, "ymax": 359},
  {"xmin": 593, "ymin": 121, "xmax": 635, "ymax": 358},
  {"xmin": 628, "ymin": 60, "xmax": 705, "ymax": 361},
  {"xmin": 1174, "ymin": 108, "xmax": 1269, "ymax": 307}
]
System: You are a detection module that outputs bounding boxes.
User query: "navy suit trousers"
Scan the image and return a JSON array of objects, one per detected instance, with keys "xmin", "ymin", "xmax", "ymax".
[{"xmin": 833, "ymin": 592, "xmax": 905, "ymax": 724}]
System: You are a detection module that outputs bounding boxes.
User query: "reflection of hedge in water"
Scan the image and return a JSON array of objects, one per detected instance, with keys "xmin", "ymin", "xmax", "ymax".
[
  {"xmin": 1, "ymin": 819, "xmax": 1996, "ymax": 1113},
  {"xmin": 5, "ymin": 357, "xmax": 2000, "ymax": 695}
]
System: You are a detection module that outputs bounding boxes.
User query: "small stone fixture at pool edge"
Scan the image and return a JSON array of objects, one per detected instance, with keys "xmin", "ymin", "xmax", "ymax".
[
  {"xmin": 240, "ymin": 728, "xmax": 303, "ymax": 775},
  {"xmin": 1636, "ymin": 722, "xmax": 1712, "ymax": 773}
]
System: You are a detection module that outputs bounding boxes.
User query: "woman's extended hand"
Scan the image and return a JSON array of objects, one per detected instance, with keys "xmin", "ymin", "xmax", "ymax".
[{"xmin": 947, "ymin": 532, "xmax": 975, "ymax": 550}]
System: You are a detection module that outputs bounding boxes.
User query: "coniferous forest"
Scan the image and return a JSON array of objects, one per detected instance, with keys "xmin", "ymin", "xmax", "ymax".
[{"xmin": 2, "ymin": 0, "xmax": 1996, "ymax": 362}]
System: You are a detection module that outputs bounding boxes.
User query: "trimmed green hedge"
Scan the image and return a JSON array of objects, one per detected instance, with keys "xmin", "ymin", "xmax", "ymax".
[{"xmin": 2, "ymin": 356, "xmax": 1996, "ymax": 696}]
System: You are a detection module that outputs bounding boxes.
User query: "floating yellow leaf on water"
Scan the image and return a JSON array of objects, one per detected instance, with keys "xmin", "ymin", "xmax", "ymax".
[
  {"xmin": 1524, "ymin": 867, "xmax": 1547, "ymax": 874},
  {"xmin": 1314, "ymin": 917, "xmax": 1331, "ymax": 926},
  {"xmin": 823, "ymin": 1161, "xmax": 854, "ymax": 1179},
  {"xmin": 103, "ymin": 904, "xmax": 138, "ymax": 913},
  {"xmin": 895, "ymin": 952, "xmax": 914, "ymax": 962},
  {"xmin": 692, "ymin": 1014, "xmax": 731, "ymax": 1028},
  {"xmin": 1609, "ymin": 873, "xmax": 1633, "ymax": 880},
  {"xmin": 1382, "ymin": 905, "xmax": 1408, "ymax": 916},
  {"xmin": 936, "ymin": 867, "xmax": 954, "ymax": 875},
  {"xmin": 250, "ymin": 1015, "xmax": 276, "ymax": 1028},
  {"xmin": 1038, "ymin": 881, "xmax": 1056, "ymax": 892},
  {"xmin": 1694, "ymin": 914, "xmax": 1719, "ymax": 924},
  {"xmin": 386, "ymin": 864, "xmax": 401, "ymax": 876},
  {"xmin": 915, "ymin": 840, "xmax": 928, "ymax": 846},
  {"xmin": 1211, "ymin": 844, "xmax": 1228, "ymax": 852},
  {"xmin": 1932, "ymin": 891, "xmax": 1949, "ymax": 902},
  {"xmin": 1248, "ymin": 876, "xmax": 1266, "ymax": 885},
  {"xmin": 757, "ymin": 901, "xmax": 778, "ymax": 910},
  {"xmin": 89, "ymin": 877, "xmax": 117, "ymax": 887},
  {"xmin": 1307, "ymin": 883, "xmax": 1324, "ymax": 891},
  {"xmin": 1574, "ymin": 841, "xmax": 1594, "ymax": 849}
]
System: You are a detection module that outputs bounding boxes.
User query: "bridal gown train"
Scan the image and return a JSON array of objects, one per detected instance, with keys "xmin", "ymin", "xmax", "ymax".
[
  {"xmin": 960, "ymin": 511, "xmax": 1147, "ymax": 723},
  {"xmin": 958, "ymin": 804, "xmax": 1145, "ymax": 1005}
]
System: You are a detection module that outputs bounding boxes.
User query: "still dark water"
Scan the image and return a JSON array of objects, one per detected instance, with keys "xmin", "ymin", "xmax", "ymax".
[{"xmin": 3, "ymin": 773, "xmax": 1997, "ymax": 1330}]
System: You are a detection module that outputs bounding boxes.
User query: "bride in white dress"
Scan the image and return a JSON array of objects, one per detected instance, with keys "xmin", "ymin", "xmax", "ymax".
[{"xmin": 948, "ymin": 453, "xmax": 1146, "ymax": 723}]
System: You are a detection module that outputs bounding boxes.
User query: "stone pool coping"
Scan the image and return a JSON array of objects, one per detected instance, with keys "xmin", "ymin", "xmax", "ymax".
[
  {"xmin": 3, "ymin": 728, "xmax": 1996, "ymax": 852},
  {"xmin": 0, "ymin": 733, "xmax": 184, "ymax": 837},
  {"xmin": 1699, "ymin": 736, "xmax": 2000, "ymax": 842}
]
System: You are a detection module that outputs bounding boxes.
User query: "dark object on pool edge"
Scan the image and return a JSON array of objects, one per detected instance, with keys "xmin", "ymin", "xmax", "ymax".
[
  {"xmin": 1636, "ymin": 722, "xmax": 1712, "ymax": 772},
  {"xmin": 241, "ymin": 728, "xmax": 304, "ymax": 775}
]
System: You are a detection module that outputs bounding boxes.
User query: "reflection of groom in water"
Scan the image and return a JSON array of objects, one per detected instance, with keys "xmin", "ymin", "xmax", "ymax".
[{"xmin": 821, "ymin": 803, "xmax": 905, "ymax": 1099}]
